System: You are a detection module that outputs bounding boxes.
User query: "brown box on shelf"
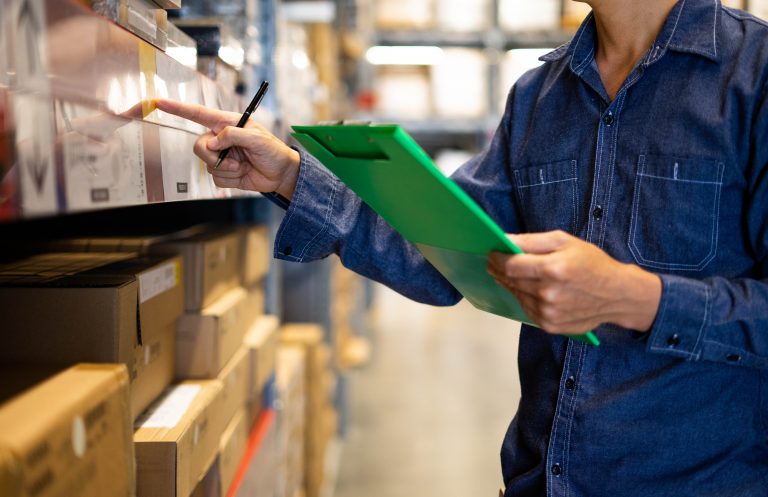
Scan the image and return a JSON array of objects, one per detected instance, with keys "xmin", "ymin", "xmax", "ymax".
[
  {"xmin": 240, "ymin": 224, "xmax": 270, "ymax": 288},
  {"xmin": 176, "ymin": 286, "xmax": 249, "ymax": 379},
  {"xmin": 0, "ymin": 253, "xmax": 183, "ymax": 420},
  {"xmin": 189, "ymin": 456, "xmax": 221, "ymax": 497},
  {"xmin": 134, "ymin": 379, "xmax": 225, "ymax": 497},
  {"xmin": 244, "ymin": 315, "xmax": 280, "ymax": 423},
  {"xmin": 218, "ymin": 408, "xmax": 248, "ymax": 497},
  {"xmin": 217, "ymin": 347, "xmax": 250, "ymax": 431},
  {"xmin": 151, "ymin": 0, "xmax": 182, "ymax": 9},
  {"xmin": 0, "ymin": 364, "xmax": 135, "ymax": 497},
  {"xmin": 89, "ymin": 0, "xmax": 169, "ymax": 51},
  {"xmin": 243, "ymin": 283, "xmax": 266, "ymax": 331},
  {"xmin": 276, "ymin": 347, "xmax": 306, "ymax": 497},
  {"xmin": 152, "ymin": 230, "xmax": 241, "ymax": 312}
]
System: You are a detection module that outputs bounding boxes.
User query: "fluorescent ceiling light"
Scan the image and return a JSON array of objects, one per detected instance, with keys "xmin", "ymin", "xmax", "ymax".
[{"xmin": 365, "ymin": 46, "xmax": 445, "ymax": 66}]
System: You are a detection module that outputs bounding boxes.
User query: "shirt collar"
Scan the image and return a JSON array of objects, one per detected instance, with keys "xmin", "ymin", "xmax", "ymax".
[{"xmin": 539, "ymin": 0, "xmax": 721, "ymax": 68}]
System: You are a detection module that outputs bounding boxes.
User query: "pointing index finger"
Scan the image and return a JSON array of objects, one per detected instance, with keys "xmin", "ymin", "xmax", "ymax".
[{"xmin": 154, "ymin": 99, "xmax": 242, "ymax": 133}]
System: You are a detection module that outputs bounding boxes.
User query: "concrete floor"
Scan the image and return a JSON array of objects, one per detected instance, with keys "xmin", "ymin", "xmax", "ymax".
[{"xmin": 333, "ymin": 285, "xmax": 522, "ymax": 497}]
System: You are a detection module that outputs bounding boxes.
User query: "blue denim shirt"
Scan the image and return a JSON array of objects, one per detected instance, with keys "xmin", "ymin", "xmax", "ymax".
[{"xmin": 269, "ymin": 1, "xmax": 768, "ymax": 495}]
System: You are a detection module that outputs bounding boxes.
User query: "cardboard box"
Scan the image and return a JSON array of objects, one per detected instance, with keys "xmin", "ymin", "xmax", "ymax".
[
  {"xmin": 217, "ymin": 347, "xmax": 250, "ymax": 432},
  {"xmin": 499, "ymin": 0, "xmax": 560, "ymax": 31},
  {"xmin": 244, "ymin": 315, "xmax": 280, "ymax": 423},
  {"xmin": 0, "ymin": 253, "xmax": 183, "ymax": 419},
  {"xmin": 134, "ymin": 380, "xmax": 225, "ymax": 497},
  {"xmin": 0, "ymin": 364, "xmax": 135, "ymax": 497},
  {"xmin": 189, "ymin": 457, "xmax": 221, "ymax": 497},
  {"xmin": 243, "ymin": 283, "xmax": 265, "ymax": 331},
  {"xmin": 153, "ymin": 230, "xmax": 241, "ymax": 312},
  {"xmin": 218, "ymin": 408, "xmax": 248, "ymax": 497},
  {"xmin": 90, "ymin": 0, "xmax": 169, "ymax": 50},
  {"xmin": 276, "ymin": 348, "xmax": 306, "ymax": 497},
  {"xmin": 176, "ymin": 286, "xmax": 249, "ymax": 379},
  {"xmin": 240, "ymin": 225, "xmax": 270, "ymax": 288},
  {"xmin": 375, "ymin": 0, "xmax": 434, "ymax": 29}
]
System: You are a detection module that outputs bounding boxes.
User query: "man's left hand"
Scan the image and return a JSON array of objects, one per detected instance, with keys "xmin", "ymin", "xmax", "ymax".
[{"xmin": 487, "ymin": 230, "xmax": 662, "ymax": 335}]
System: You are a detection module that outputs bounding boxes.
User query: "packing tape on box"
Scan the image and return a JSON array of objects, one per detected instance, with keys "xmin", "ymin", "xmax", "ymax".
[{"xmin": 139, "ymin": 42, "xmax": 157, "ymax": 118}]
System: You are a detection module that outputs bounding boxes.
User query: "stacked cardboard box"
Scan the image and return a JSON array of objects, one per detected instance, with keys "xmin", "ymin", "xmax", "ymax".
[
  {"xmin": 331, "ymin": 261, "xmax": 370, "ymax": 369},
  {"xmin": 134, "ymin": 379, "xmax": 225, "ymax": 497},
  {"xmin": 0, "ymin": 364, "xmax": 135, "ymax": 497},
  {"xmin": 280, "ymin": 325, "xmax": 338, "ymax": 497},
  {"xmin": 0, "ymin": 252, "xmax": 184, "ymax": 420},
  {"xmin": 275, "ymin": 347, "xmax": 307, "ymax": 497}
]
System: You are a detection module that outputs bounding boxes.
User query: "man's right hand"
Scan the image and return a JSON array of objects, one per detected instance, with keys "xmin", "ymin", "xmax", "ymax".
[{"xmin": 154, "ymin": 99, "xmax": 301, "ymax": 200}]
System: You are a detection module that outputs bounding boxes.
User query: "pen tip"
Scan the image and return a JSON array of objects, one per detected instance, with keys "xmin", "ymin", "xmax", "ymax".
[{"xmin": 214, "ymin": 158, "xmax": 223, "ymax": 170}]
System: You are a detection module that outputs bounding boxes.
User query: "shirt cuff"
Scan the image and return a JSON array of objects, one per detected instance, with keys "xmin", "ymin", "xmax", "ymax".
[
  {"xmin": 647, "ymin": 274, "xmax": 711, "ymax": 360},
  {"xmin": 273, "ymin": 149, "xmax": 341, "ymax": 263}
]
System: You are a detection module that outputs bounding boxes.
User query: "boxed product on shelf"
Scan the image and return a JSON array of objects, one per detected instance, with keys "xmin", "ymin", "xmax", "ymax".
[
  {"xmin": 498, "ymin": 0, "xmax": 560, "ymax": 32},
  {"xmin": 279, "ymin": 325, "xmax": 336, "ymax": 497},
  {"xmin": 152, "ymin": 0, "xmax": 183, "ymax": 9},
  {"xmin": 218, "ymin": 408, "xmax": 248, "ymax": 497},
  {"xmin": 0, "ymin": 253, "xmax": 183, "ymax": 420},
  {"xmin": 197, "ymin": 56, "xmax": 239, "ymax": 93},
  {"xmin": 176, "ymin": 286, "xmax": 250, "ymax": 379},
  {"xmin": 89, "ymin": 0, "xmax": 169, "ymax": 51},
  {"xmin": 431, "ymin": 48, "xmax": 489, "ymax": 119},
  {"xmin": 239, "ymin": 224, "xmax": 270, "ymax": 288},
  {"xmin": 435, "ymin": 0, "xmax": 489, "ymax": 32},
  {"xmin": 0, "ymin": 364, "xmax": 135, "ymax": 497},
  {"xmin": 275, "ymin": 348, "xmax": 306, "ymax": 497},
  {"xmin": 498, "ymin": 48, "xmax": 549, "ymax": 114},
  {"xmin": 244, "ymin": 315, "xmax": 280, "ymax": 424},
  {"xmin": 134, "ymin": 379, "xmax": 225, "ymax": 497},
  {"xmin": 243, "ymin": 283, "xmax": 266, "ymax": 331},
  {"xmin": 152, "ymin": 229, "xmax": 242, "ymax": 312},
  {"xmin": 166, "ymin": 20, "xmax": 198, "ymax": 69},
  {"xmin": 217, "ymin": 347, "xmax": 250, "ymax": 431},
  {"xmin": 375, "ymin": 0, "xmax": 434, "ymax": 29}
]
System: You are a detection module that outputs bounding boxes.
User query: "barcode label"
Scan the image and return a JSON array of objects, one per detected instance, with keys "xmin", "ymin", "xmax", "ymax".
[{"xmin": 138, "ymin": 261, "xmax": 179, "ymax": 303}]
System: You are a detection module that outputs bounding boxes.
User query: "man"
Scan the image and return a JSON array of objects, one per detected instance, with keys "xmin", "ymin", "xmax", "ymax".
[{"xmin": 158, "ymin": 0, "xmax": 768, "ymax": 495}]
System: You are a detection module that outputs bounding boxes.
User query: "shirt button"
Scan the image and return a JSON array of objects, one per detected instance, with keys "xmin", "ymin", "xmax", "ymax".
[
  {"xmin": 592, "ymin": 206, "xmax": 603, "ymax": 220},
  {"xmin": 284, "ymin": 246, "xmax": 293, "ymax": 256},
  {"xmin": 602, "ymin": 112, "xmax": 614, "ymax": 126},
  {"xmin": 565, "ymin": 377, "xmax": 576, "ymax": 390},
  {"xmin": 551, "ymin": 464, "xmax": 562, "ymax": 476},
  {"xmin": 667, "ymin": 334, "xmax": 681, "ymax": 347},
  {"xmin": 726, "ymin": 354, "xmax": 741, "ymax": 362}
]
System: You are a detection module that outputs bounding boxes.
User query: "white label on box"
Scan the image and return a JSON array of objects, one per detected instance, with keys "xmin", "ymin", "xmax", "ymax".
[
  {"xmin": 137, "ymin": 384, "xmax": 201, "ymax": 429},
  {"xmin": 139, "ymin": 260, "xmax": 179, "ymax": 303},
  {"xmin": 63, "ymin": 111, "xmax": 148, "ymax": 211}
]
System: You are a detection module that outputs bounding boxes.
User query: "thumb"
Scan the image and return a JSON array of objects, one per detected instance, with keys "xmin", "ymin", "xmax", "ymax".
[{"xmin": 508, "ymin": 230, "xmax": 571, "ymax": 254}]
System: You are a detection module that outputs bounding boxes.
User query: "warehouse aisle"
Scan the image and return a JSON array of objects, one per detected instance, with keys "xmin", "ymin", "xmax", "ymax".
[{"xmin": 334, "ymin": 285, "xmax": 522, "ymax": 497}]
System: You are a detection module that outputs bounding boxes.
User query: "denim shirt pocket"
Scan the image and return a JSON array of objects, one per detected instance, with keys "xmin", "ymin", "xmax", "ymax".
[
  {"xmin": 513, "ymin": 159, "xmax": 579, "ymax": 234},
  {"xmin": 629, "ymin": 155, "xmax": 725, "ymax": 271}
]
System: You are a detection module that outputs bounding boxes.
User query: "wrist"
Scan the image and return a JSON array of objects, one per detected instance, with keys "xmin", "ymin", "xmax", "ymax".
[
  {"xmin": 615, "ymin": 263, "xmax": 662, "ymax": 332},
  {"xmin": 275, "ymin": 148, "xmax": 301, "ymax": 200}
]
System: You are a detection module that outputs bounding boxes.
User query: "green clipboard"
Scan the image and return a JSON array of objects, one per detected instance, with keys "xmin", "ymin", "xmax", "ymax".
[{"xmin": 292, "ymin": 124, "xmax": 600, "ymax": 346}]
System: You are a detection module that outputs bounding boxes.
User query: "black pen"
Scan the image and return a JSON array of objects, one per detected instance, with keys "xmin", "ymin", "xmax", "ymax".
[{"xmin": 214, "ymin": 80, "xmax": 269, "ymax": 169}]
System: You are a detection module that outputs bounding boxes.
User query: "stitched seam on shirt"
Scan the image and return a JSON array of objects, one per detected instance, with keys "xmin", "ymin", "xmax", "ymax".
[
  {"xmin": 570, "ymin": 161, "xmax": 578, "ymax": 235},
  {"xmin": 563, "ymin": 344, "xmax": 586, "ymax": 497},
  {"xmin": 298, "ymin": 175, "xmax": 339, "ymax": 259},
  {"xmin": 547, "ymin": 340, "xmax": 571, "ymax": 496},
  {"xmin": 636, "ymin": 173, "xmax": 723, "ymax": 185},
  {"xmin": 692, "ymin": 285, "xmax": 710, "ymax": 360},
  {"xmin": 649, "ymin": 277, "xmax": 671, "ymax": 352},
  {"xmin": 723, "ymin": 7, "xmax": 768, "ymax": 29},
  {"xmin": 275, "ymin": 152, "xmax": 309, "ymax": 259},
  {"xmin": 516, "ymin": 177, "xmax": 576, "ymax": 189},
  {"xmin": 599, "ymin": 91, "xmax": 627, "ymax": 248},
  {"xmin": 712, "ymin": 0, "xmax": 718, "ymax": 58},
  {"xmin": 587, "ymin": 114, "xmax": 606, "ymax": 243},
  {"xmin": 655, "ymin": 0, "xmax": 686, "ymax": 63}
]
